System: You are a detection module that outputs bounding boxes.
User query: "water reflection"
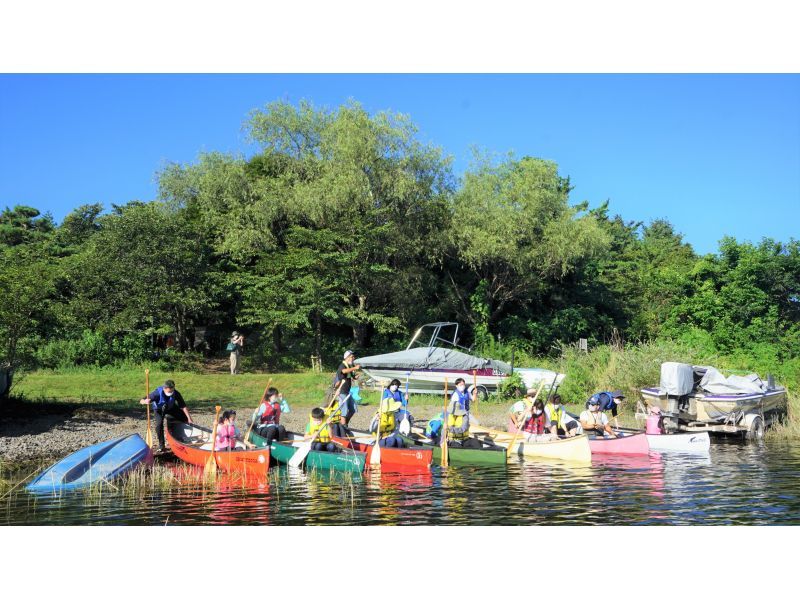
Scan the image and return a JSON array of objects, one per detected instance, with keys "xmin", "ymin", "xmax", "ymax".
[{"xmin": 2, "ymin": 441, "xmax": 800, "ymax": 525}]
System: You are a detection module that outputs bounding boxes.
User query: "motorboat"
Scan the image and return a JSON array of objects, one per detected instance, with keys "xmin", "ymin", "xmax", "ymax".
[
  {"xmin": 640, "ymin": 362, "xmax": 787, "ymax": 440},
  {"xmin": 355, "ymin": 322, "xmax": 564, "ymax": 397}
]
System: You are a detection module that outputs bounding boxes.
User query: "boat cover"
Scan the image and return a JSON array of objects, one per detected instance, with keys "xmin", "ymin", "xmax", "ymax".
[
  {"xmin": 356, "ymin": 347, "xmax": 512, "ymax": 373},
  {"xmin": 659, "ymin": 362, "xmax": 695, "ymax": 396},
  {"xmin": 698, "ymin": 366, "xmax": 766, "ymax": 395}
]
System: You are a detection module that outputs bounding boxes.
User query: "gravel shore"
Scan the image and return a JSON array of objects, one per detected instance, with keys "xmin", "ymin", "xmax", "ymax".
[{"xmin": 0, "ymin": 400, "xmax": 510, "ymax": 462}]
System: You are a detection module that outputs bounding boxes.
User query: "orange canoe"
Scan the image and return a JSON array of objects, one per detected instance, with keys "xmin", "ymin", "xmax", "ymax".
[{"xmin": 166, "ymin": 421, "xmax": 272, "ymax": 478}]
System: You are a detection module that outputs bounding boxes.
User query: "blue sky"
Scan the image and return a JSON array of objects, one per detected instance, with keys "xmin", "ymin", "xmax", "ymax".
[{"xmin": 1, "ymin": 74, "xmax": 797, "ymax": 255}]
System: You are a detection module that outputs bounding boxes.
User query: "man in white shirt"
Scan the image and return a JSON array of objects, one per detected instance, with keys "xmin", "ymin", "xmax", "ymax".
[{"xmin": 579, "ymin": 395, "xmax": 619, "ymax": 438}]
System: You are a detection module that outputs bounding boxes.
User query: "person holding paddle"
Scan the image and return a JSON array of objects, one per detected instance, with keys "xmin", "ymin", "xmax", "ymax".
[
  {"xmin": 382, "ymin": 379, "xmax": 413, "ymax": 427},
  {"xmin": 579, "ymin": 395, "xmax": 619, "ymax": 438},
  {"xmin": 450, "ymin": 378, "xmax": 475, "ymax": 413},
  {"xmin": 253, "ymin": 387, "xmax": 288, "ymax": 445},
  {"xmin": 446, "ymin": 403, "xmax": 482, "ymax": 449},
  {"xmin": 139, "ymin": 379, "xmax": 193, "ymax": 453},
  {"xmin": 368, "ymin": 398, "xmax": 405, "ymax": 447},
  {"xmin": 545, "ymin": 394, "xmax": 580, "ymax": 437},
  {"xmin": 305, "ymin": 407, "xmax": 337, "ymax": 452},
  {"xmin": 335, "ymin": 350, "xmax": 360, "ymax": 427}
]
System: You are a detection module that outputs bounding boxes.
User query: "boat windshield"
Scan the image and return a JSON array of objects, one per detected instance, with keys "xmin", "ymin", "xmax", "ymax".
[{"xmin": 406, "ymin": 322, "xmax": 470, "ymax": 352}]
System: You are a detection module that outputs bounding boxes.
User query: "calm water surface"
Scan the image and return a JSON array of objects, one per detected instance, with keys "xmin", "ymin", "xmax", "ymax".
[{"xmin": 3, "ymin": 441, "xmax": 800, "ymax": 525}]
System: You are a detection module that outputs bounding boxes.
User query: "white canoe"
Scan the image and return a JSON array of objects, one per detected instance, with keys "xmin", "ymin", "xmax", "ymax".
[
  {"xmin": 471, "ymin": 425, "xmax": 592, "ymax": 463},
  {"xmin": 645, "ymin": 431, "xmax": 710, "ymax": 453}
]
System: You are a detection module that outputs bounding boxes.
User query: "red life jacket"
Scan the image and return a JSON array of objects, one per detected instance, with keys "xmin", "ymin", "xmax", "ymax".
[
  {"xmin": 260, "ymin": 401, "xmax": 281, "ymax": 425},
  {"xmin": 522, "ymin": 412, "xmax": 548, "ymax": 435}
]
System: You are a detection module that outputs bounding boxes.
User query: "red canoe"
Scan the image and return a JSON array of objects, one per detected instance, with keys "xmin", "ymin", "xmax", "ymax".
[
  {"xmin": 588, "ymin": 432, "xmax": 650, "ymax": 455},
  {"xmin": 333, "ymin": 436, "xmax": 433, "ymax": 469},
  {"xmin": 166, "ymin": 421, "xmax": 272, "ymax": 477}
]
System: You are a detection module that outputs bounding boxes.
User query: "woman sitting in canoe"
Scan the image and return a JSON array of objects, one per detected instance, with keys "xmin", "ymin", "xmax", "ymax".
[
  {"xmin": 545, "ymin": 394, "xmax": 580, "ymax": 437},
  {"xmin": 382, "ymin": 379, "xmax": 413, "ymax": 428},
  {"xmin": 216, "ymin": 410, "xmax": 240, "ymax": 451},
  {"xmin": 508, "ymin": 387, "xmax": 539, "ymax": 432},
  {"xmin": 369, "ymin": 398, "xmax": 405, "ymax": 448},
  {"xmin": 253, "ymin": 387, "xmax": 288, "ymax": 445},
  {"xmin": 515, "ymin": 398, "xmax": 553, "ymax": 439},
  {"xmin": 306, "ymin": 407, "xmax": 337, "ymax": 452},
  {"xmin": 446, "ymin": 403, "xmax": 482, "ymax": 449},
  {"xmin": 579, "ymin": 395, "xmax": 619, "ymax": 438}
]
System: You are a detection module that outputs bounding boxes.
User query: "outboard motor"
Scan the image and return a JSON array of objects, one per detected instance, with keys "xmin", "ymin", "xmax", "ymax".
[{"xmin": 659, "ymin": 362, "xmax": 695, "ymax": 431}]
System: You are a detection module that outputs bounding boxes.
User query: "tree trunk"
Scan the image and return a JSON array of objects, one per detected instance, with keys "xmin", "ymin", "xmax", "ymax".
[
  {"xmin": 273, "ymin": 325, "xmax": 283, "ymax": 353},
  {"xmin": 313, "ymin": 310, "xmax": 322, "ymax": 357},
  {"xmin": 352, "ymin": 296, "xmax": 367, "ymax": 349}
]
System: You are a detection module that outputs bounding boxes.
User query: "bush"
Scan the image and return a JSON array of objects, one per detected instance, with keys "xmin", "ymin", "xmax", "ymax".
[{"xmin": 494, "ymin": 371, "xmax": 526, "ymax": 402}]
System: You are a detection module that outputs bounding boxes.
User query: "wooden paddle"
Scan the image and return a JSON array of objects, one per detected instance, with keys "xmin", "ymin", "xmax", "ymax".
[
  {"xmin": 507, "ymin": 380, "xmax": 546, "ymax": 459},
  {"xmin": 398, "ymin": 375, "xmax": 411, "ymax": 435},
  {"xmin": 288, "ymin": 379, "xmax": 346, "ymax": 468},
  {"xmin": 204, "ymin": 405, "xmax": 222, "ymax": 480},
  {"xmin": 244, "ymin": 377, "xmax": 273, "ymax": 445},
  {"xmin": 441, "ymin": 377, "xmax": 449, "ymax": 467},
  {"xmin": 370, "ymin": 392, "xmax": 383, "ymax": 466},
  {"xmin": 144, "ymin": 368, "xmax": 153, "ymax": 449}
]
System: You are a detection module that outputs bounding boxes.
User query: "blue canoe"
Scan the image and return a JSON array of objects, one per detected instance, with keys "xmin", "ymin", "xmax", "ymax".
[{"xmin": 27, "ymin": 434, "xmax": 153, "ymax": 493}]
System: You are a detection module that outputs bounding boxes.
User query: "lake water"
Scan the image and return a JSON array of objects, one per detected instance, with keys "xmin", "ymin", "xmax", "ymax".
[{"xmin": 3, "ymin": 440, "xmax": 800, "ymax": 525}]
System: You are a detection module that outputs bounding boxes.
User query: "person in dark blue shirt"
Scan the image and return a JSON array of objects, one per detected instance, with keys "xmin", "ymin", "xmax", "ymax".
[
  {"xmin": 139, "ymin": 379, "xmax": 193, "ymax": 453},
  {"xmin": 590, "ymin": 390, "xmax": 625, "ymax": 428}
]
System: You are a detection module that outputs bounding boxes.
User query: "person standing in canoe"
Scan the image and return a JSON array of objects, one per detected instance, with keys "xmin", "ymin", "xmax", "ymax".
[
  {"xmin": 228, "ymin": 331, "xmax": 244, "ymax": 375},
  {"xmin": 369, "ymin": 398, "xmax": 405, "ymax": 448},
  {"xmin": 579, "ymin": 395, "xmax": 619, "ymax": 438},
  {"xmin": 450, "ymin": 378, "xmax": 475, "ymax": 413},
  {"xmin": 335, "ymin": 350, "xmax": 361, "ymax": 427},
  {"xmin": 591, "ymin": 390, "xmax": 625, "ymax": 428},
  {"xmin": 446, "ymin": 403, "xmax": 482, "ymax": 449},
  {"xmin": 139, "ymin": 379, "xmax": 193, "ymax": 453},
  {"xmin": 253, "ymin": 387, "xmax": 288, "ymax": 445},
  {"xmin": 305, "ymin": 407, "xmax": 336, "ymax": 452},
  {"xmin": 545, "ymin": 394, "xmax": 580, "ymax": 437},
  {"xmin": 382, "ymin": 378, "xmax": 413, "ymax": 427}
]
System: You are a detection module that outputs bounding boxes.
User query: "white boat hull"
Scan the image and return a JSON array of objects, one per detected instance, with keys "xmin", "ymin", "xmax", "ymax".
[
  {"xmin": 360, "ymin": 366, "xmax": 563, "ymax": 395},
  {"xmin": 645, "ymin": 432, "xmax": 710, "ymax": 453}
]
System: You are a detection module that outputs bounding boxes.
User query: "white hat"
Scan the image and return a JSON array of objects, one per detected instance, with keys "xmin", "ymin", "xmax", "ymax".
[{"xmin": 343, "ymin": 350, "xmax": 354, "ymax": 359}]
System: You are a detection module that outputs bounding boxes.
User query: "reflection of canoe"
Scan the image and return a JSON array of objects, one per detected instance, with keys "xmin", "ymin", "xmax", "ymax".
[
  {"xmin": 645, "ymin": 431, "xmax": 710, "ymax": 453},
  {"xmin": 167, "ymin": 422, "xmax": 272, "ymax": 477},
  {"xmin": 27, "ymin": 434, "xmax": 153, "ymax": 493},
  {"xmin": 404, "ymin": 433, "xmax": 507, "ymax": 466},
  {"xmin": 588, "ymin": 432, "xmax": 650, "ymax": 455},
  {"xmin": 471, "ymin": 424, "xmax": 592, "ymax": 463},
  {"xmin": 267, "ymin": 438, "xmax": 366, "ymax": 473},
  {"xmin": 333, "ymin": 436, "xmax": 433, "ymax": 469}
]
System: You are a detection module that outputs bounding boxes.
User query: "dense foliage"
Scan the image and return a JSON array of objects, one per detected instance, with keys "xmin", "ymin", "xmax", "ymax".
[{"xmin": 1, "ymin": 100, "xmax": 798, "ymax": 386}]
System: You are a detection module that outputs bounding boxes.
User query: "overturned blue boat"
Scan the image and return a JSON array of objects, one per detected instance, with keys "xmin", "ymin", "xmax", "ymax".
[{"xmin": 27, "ymin": 434, "xmax": 153, "ymax": 493}]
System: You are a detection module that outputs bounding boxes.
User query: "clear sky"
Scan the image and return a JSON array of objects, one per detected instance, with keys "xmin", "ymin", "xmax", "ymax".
[{"xmin": 1, "ymin": 74, "xmax": 797, "ymax": 255}]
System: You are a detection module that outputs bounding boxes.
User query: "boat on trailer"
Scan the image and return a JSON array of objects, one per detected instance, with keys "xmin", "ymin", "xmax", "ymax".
[
  {"xmin": 356, "ymin": 322, "xmax": 564, "ymax": 396},
  {"xmin": 640, "ymin": 362, "xmax": 788, "ymax": 440}
]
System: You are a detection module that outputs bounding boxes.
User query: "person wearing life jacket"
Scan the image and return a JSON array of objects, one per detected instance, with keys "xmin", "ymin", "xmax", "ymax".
[
  {"xmin": 324, "ymin": 395, "xmax": 349, "ymax": 439},
  {"xmin": 508, "ymin": 387, "xmax": 539, "ymax": 433},
  {"xmin": 446, "ymin": 403, "xmax": 483, "ymax": 449},
  {"xmin": 369, "ymin": 398, "xmax": 405, "ymax": 448},
  {"xmin": 253, "ymin": 387, "xmax": 288, "ymax": 445},
  {"xmin": 592, "ymin": 390, "xmax": 625, "ymax": 428},
  {"xmin": 215, "ymin": 409, "xmax": 240, "ymax": 451},
  {"xmin": 646, "ymin": 404, "xmax": 664, "ymax": 435},
  {"xmin": 305, "ymin": 407, "xmax": 336, "ymax": 452},
  {"xmin": 383, "ymin": 379, "xmax": 413, "ymax": 429},
  {"xmin": 545, "ymin": 394, "xmax": 580, "ymax": 437},
  {"xmin": 424, "ymin": 411, "xmax": 446, "ymax": 444},
  {"xmin": 519, "ymin": 398, "xmax": 551, "ymax": 437},
  {"xmin": 139, "ymin": 379, "xmax": 193, "ymax": 453},
  {"xmin": 579, "ymin": 395, "xmax": 619, "ymax": 438},
  {"xmin": 335, "ymin": 350, "xmax": 361, "ymax": 426},
  {"xmin": 450, "ymin": 378, "xmax": 474, "ymax": 413}
]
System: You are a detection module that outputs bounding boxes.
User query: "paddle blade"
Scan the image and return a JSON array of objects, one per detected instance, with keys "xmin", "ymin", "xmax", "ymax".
[
  {"xmin": 398, "ymin": 418, "xmax": 411, "ymax": 435},
  {"xmin": 288, "ymin": 442, "xmax": 312, "ymax": 468},
  {"xmin": 204, "ymin": 453, "xmax": 218, "ymax": 479},
  {"xmin": 370, "ymin": 442, "xmax": 382, "ymax": 466}
]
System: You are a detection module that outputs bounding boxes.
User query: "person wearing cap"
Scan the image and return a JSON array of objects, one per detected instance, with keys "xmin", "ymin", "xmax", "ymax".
[
  {"xmin": 369, "ymin": 398, "xmax": 405, "ymax": 447},
  {"xmin": 645, "ymin": 404, "xmax": 664, "ymax": 435},
  {"xmin": 228, "ymin": 331, "xmax": 244, "ymax": 375},
  {"xmin": 591, "ymin": 390, "xmax": 625, "ymax": 427},
  {"xmin": 139, "ymin": 379, "xmax": 193, "ymax": 453},
  {"xmin": 446, "ymin": 402, "xmax": 482, "ymax": 448},
  {"xmin": 545, "ymin": 394, "xmax": 580, "ymax": 437},
  {"xmin": 335, "ymin": 350, "xmax": 361, "ymax": 426},
  {"xmin": 579, "ymin": 395, "xmax": 619, "ymax": 438}
]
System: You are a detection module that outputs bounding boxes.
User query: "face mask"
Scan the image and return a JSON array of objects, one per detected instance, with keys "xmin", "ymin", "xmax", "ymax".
[
  {"xmin": 614, "ymin": 399, "xmax": 622, "ymax": 405},
  {"xmin": 590, "ymin": 405, "xmax": 599, "ymax": 411},
  {"xmin": 533, "ymin": 409, "xmax": 542, "ymax": 415},
  {"xmin": 457, "ymin": 385, "xmax": 466, "ymax": 392},
  {"xmin": 164, "ymin": 390, "xmax": 174, "ymax": 397},
  {"xmin": 390, "ymin": 385, "xmax": 398, "ymax": 392}
]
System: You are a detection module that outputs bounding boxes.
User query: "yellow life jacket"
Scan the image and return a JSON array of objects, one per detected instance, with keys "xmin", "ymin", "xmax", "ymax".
[
  {"xmin": 324, "ymin": 404, "xmax": 341, "ymax": 425},
  {"xmin": 549, "ymin": 405, "xmax": 564, "ymax": 428},
  {"xmin": 308, "ymin": 416, "xmax": 331, "ymax": 444},
  {"xmin": 378, "ymin": 410, "xmax": 396, "ymax": 435},
  {"xmin": 447, "ymin": 413, "xmax": 470, "ymax": 440}
]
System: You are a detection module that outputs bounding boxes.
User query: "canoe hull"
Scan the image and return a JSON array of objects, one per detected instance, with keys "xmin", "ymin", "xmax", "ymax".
[
  {"xmin": 645, "ymin": 431, "xmax": 710, "ymax": 453},
  {"xmin": 167, "ymin": 422, "xmax": 273, "ymax": 477},
  {"xmin": 333, "ymin": 436, "xmax": 433, "ymax": 469},
  {"xmin": 268, "ymin": 440, "xmax": 366, "ymax": 473},
  {"xmin": 589, "ymin": 433, "xmax": 650, "ymax": 455},
  {"xmin": 471, "ymin": 425, "xmax": 592, "ymax": 463},
  {"xmin": 27, "ymin": 434, "xmax": 153, "ymax": 493}
]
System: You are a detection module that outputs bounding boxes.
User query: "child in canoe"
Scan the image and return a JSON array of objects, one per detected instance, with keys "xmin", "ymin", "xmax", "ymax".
[
  {"xmin": 382, "ymin": 379, "xmax": 413, "ymax": 432},
  {"xmin": 216, "ymin": 410, "xmax": 241, "ymax": 450},
  {"xmin": 369, "ymin": 398, "xmax": 405, "ymax": 448},
  {"xmin": 253, "ymin": 387, "xmax": 288, "ymax": 445},
  {"xmin": 305, "ymin": 407, "xmax": 336, "ymax": 452}
]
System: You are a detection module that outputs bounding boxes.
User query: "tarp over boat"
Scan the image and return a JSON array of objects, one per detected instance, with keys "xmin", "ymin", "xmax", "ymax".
[
  {"xmin": 698, "ymin": 366, "xmax": 767, "ymax": 395},
  {"xmin": 356, "ymin": 347, "xmax": 512, "ymax": 373}
]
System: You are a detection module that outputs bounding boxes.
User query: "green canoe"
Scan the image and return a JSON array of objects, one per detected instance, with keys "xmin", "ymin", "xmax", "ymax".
[
  {"xmin": 254, "ymin": 431, "xmax": 366, "ymax": 474},
  {"xmin": 402, "ymin": 434, "xmax": 507, "ymax": 466}
]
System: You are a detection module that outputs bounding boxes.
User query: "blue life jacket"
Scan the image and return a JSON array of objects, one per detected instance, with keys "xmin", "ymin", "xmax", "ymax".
[
  {"xmin": 382, "ymin": 388, "xmax": 406, "ymax": 407},
  {"xmin": 153, "ymin": 386, "xmax": 176, "ymax": 412},
  {"xmin": 592, "ymin": 392, "xmax": 615, "ymax": 411},
  {"xmin": 453, "ymin": 387, "xmax": 470, "ymax": 411},
  {"xmin": 425, "ymin": 418, "xmax": 443, "ymax": 439}
]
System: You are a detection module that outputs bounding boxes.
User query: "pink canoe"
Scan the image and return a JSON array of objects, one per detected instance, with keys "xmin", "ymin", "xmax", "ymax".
[{"xmin": 588, "ymin": 432, "xmax": 650, "ymax": 455}]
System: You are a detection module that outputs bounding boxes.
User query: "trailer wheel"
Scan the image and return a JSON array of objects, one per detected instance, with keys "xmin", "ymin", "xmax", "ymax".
[
  {"xmin": 746, "ymin": 416, "xmax": 765, "ymax": 441},
  {"xmin": 475, "ymin": 386, "xmax": 489, "ymax": 403}
]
